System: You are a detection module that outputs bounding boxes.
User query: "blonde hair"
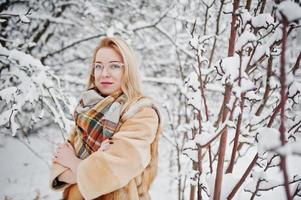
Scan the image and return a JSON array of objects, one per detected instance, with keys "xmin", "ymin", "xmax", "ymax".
[{"xmin": 87, "ymin": 36, "xmax": 144, "ymax": 111}]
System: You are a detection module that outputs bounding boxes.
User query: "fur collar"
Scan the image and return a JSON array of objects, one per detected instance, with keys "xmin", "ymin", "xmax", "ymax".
[{"xmin": 121, "ymin": 97, "xmax": 161, "ymax": 122}]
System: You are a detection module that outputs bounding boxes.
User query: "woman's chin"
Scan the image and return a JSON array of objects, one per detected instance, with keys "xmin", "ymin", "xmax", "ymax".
[{"xmin": 98, "ymin": 88, "xmax": 115, "ymax": 96}]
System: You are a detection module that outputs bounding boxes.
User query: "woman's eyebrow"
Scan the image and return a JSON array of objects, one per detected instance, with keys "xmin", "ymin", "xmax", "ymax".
[{"xmin": 95, "ymin": 60, "xmax": 121, "ymax": 63}]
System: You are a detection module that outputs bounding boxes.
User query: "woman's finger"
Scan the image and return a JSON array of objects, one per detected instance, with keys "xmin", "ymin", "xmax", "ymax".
[
  {"xmin": 98, "ymin": 139, "xmax": 112, "ymax": 151},
  {"xmin": 52, "ymin": 156, "xmax": 58, "ymax": 163},
  {"xmin": 66, "ymin": 142, "xmax": 75, "ymax": 152},
  {"xmin": 66, "ymin": 142, "xmax": 72, "ymax": 148}
]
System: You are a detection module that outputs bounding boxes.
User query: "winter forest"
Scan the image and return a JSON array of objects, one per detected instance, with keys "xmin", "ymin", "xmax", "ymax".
[{"xmin": 0, "ymin": 0, "xmax": 301, "ymax": 199}]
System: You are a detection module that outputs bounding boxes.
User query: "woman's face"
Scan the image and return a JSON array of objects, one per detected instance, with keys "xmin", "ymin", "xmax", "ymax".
[{"xmin": 93, "ymin": 47, "xmax": 124, "ymax": 96}]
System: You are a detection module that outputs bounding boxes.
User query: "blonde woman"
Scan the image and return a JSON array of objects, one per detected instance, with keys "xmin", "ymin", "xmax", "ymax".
[{"xmin": 50, "ymin": 37, "xmax": 161, "ymax": 200}]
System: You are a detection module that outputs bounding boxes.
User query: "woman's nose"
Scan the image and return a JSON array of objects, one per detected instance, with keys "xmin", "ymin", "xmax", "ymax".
[{"xmin": 100, "ymin": 67, "xmax": 110, "ymax": 77}]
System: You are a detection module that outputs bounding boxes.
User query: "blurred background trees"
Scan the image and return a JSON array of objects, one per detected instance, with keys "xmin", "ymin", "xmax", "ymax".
[{"xmin": 1, "ymin": 0, "xmax": 301, "ymax": 199}]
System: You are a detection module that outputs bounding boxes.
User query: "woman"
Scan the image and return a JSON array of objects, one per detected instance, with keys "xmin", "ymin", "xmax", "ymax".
[{"xmin": 50, "ymin": 36, "xmax": 161, "ymax": 200}]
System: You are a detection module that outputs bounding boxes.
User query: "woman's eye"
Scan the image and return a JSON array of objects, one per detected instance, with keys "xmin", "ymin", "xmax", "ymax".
[
  {"xmin": 111, "ymin": 64, "xmax": 121, "ymax": 69},
  {"xmin": 95, "ymin": 64, "xmax": 103, "ymax": 69}
]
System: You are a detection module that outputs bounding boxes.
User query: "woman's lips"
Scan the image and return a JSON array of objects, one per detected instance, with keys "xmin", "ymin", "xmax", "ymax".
[{"xmin": 101, "ymin": 82, "xmax": 113, "ymax": 86}]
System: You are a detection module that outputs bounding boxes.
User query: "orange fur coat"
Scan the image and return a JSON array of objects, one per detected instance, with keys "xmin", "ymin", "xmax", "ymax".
[{"xmin": 49, "ymin": 98, "xmax": 161, "ymax": 200}]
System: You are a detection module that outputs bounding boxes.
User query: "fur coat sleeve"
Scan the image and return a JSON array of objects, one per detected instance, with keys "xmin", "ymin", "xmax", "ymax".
[
  {"xmin": 49, "ymin": 127, "xmax": 77, "ymax": 191},
  {"xmin": 77, "ymin": 107, "xmax": 159, "ymax": 200}
]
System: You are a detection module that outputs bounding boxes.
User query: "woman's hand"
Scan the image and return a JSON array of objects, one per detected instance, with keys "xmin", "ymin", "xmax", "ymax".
[
  {"xmin": 58, "ymin": 169, "xmax": 77, "ymax": 184},
  {"xmin": 98, "ymin": 138, "xmax": 114, "ymax": 152},
  {"xmin": 52, "ymin": 141, "xmax": 81, "ymax": 174}
]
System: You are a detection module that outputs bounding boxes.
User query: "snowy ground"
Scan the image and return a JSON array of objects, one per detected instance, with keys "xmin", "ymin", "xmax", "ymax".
[
  {"xmin": 0, "ymin": 130, "xmax": 61, "ymax": 200},
  {"xmin": 0, "ymin": 127, "xmax": 174, "ymax": 200},
  {"xmin": 1, "ymin": 126, "xmax": 301, "ymax": 200}
]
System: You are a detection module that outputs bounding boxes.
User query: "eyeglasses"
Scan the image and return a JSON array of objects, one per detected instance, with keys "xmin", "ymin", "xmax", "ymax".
[{"xmin": 93, "ymin": 62, "xmax": 124, "ymax": 73}]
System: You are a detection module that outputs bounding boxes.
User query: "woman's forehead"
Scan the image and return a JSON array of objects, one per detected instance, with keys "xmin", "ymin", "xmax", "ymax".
[{"xmin": 95, "ymin": 47, "xmax": 123, "ymax": 62}]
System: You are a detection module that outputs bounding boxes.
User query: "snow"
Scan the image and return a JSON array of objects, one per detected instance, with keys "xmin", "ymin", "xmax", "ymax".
[
  {"xmin": 288, "ymin": 80, "xmax": 301, "ymax": 99},
  {"xmin": 0, "ymin": 109, "xmax": 13, "ymax": 126},
  {"xmin": 240, "ymin": 75, "xmax": 256, "ymax": 93},
  {"xmin": 176, "ymin": 123, "xmax": 192, "ymax": 135},
  {"xmin": 19, "ymin": 15, "xmax": 30, "ymax": 23},
  {"xmin": 150, "ymin": 138, "xmax": 178, "ymax": 199},
  {"xmin": 8, "ymin": 49, "xmax": 44, "ymax": 69},
  {"xmin": 235, "ymin": 30, "xmax": 257, "ymax": 51},
  {"xmin": 222, "ymin": 55, "xmax": 240, "ymax": 78},
  {"xmin": 243, "ymin": 154, "xmax": 301, "ymax": 200},
  {"xmin": 27, "ymin": 42, "xmax": 36, "ymax": 48},
  {"xmin": 240, "ymin": 9, "xmax": 252, "ymax": 26},
  {"xmin": 32, "ymin": 70, "xmax": 55, "ymax": 88},
  {"xmin": 216, "ymin": 54, "xmax": 242, "ymax": 84},
  {"xmin": 128, "ymin": 21, "xmax": 151, "ymax": 30},
  {"xmin": 179, "ymin": 0, "xmax": 188, "ymax": 5},
  {"xmin": 183, "ymin": 139, "xmax": 198, "ymax": 162},
  {"xmin": 251, "ymin": 14, "xmax": 274, "ymax": 28},
  {"xmin": 186, "ymin": 90, "xmax": 203, "ymax": 110},
  {"xmin": 106, "ymin": 26, "xmax": 119, "ymax": 37},
  {"xmin": 0, "ymin": 86, "xmax": 18, "ymax": 104},
  {"xmin": 10, "ymin": 112, "xmax": 19, "ymax": 136},
  {"xmin": 184, "ymin": 72, "xmax": 206, "ymax": 110},
  {"xmin": 194, "ymin": 116, "xmax": 229, "ymax": 147},
  {"xmin": 191, "ymin": 35, "xmax": 215, "ymax": 49},
  {"xmin": 232, "ymin": 104, "xmax": 241, "ymax": 119},
  {"xmin": 190, "ymin": 36, "xmax": 199, "ymax": 49},
  {"xmin": 277, "ymin": 1, "xmax": 301, "ymax": 22},
  {"xmin": 188, "ymin": 170, "xmax": 199, "ymax": 186},
  {"xmin": 183, "ymin": 147, "xmax": 198, "ymax": 162},
  {"xmin": 251, "ymin": 26, "xmax": 283, "ymax": 65},
  {"xmin": 206, "ymin": 173, "xmax": 240, "ymax": 199},
  {"xmin": 205, "ymin": 83, "xmax": 224, "ymax": 92},
  {"xmin": 185, "ymin": 72, "xmax": 199, "ymax": 91},
  {"xmin": 1, "ymin": 1, "xmax": 301, "ymax": 199},
  {"xmin": 143, "ymin": 76, "xmax": 183, "ymax": 88},
  {"xmin": 256, "ymin": 127, "xmax": 282, "ymax": 156},
  {"xmin": 29, "ymin": 13, "xmax": 74, "ymax": 25},
  {"xmin": 0, "ymin": 133, "xmax": 61, "ymax": 200},
  {"xmin": 290, "ymin": 140, "xmax": 301, "ymax": 155}
]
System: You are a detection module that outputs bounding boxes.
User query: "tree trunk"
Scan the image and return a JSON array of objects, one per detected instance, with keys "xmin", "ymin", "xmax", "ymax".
[
  {"xmin": 213, "ymin": 0, "xmax": 239, "ymax": 199},
  {"xmin": 279, "ymin": 16, "xmax": 292, "ymax": 200}
]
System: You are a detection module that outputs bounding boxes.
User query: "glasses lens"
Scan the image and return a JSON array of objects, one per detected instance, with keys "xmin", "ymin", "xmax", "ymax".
[
  {"xmin": 94, "ymin": 63, "xmax": 123, "ymax": 72},
  {"xmin": 94, "ymin": 63, "xmax": 103, "ymax": 70},
  {"xmin": 110, "ymin": 63, "xmax": 122, "ymax": 69}
]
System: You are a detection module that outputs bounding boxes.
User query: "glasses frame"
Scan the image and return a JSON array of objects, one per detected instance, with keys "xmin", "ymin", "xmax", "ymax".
[{"xmin": 92, "ymin": 62, "xmax": 125, "ymax": 74}]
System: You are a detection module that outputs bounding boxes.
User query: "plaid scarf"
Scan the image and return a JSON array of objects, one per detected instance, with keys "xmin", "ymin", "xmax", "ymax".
[{"xmin": 73, "ymin": 88, "xmax": 127, "ymax": 159}]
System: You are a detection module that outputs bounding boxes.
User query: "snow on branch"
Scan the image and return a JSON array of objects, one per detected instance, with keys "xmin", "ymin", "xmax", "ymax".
[
  {"xmin": 277, "ymin": 1, "xmax": 301, "ymax": 22},
  {"xmin": 0, "ymin": 45, "xmax": 73, "ymax": 137}
]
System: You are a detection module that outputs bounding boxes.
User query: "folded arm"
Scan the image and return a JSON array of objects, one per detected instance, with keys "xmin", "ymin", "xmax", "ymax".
[{"xmin": 77, "ymin": 107, "xmax": 159, "ymax": 200}]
